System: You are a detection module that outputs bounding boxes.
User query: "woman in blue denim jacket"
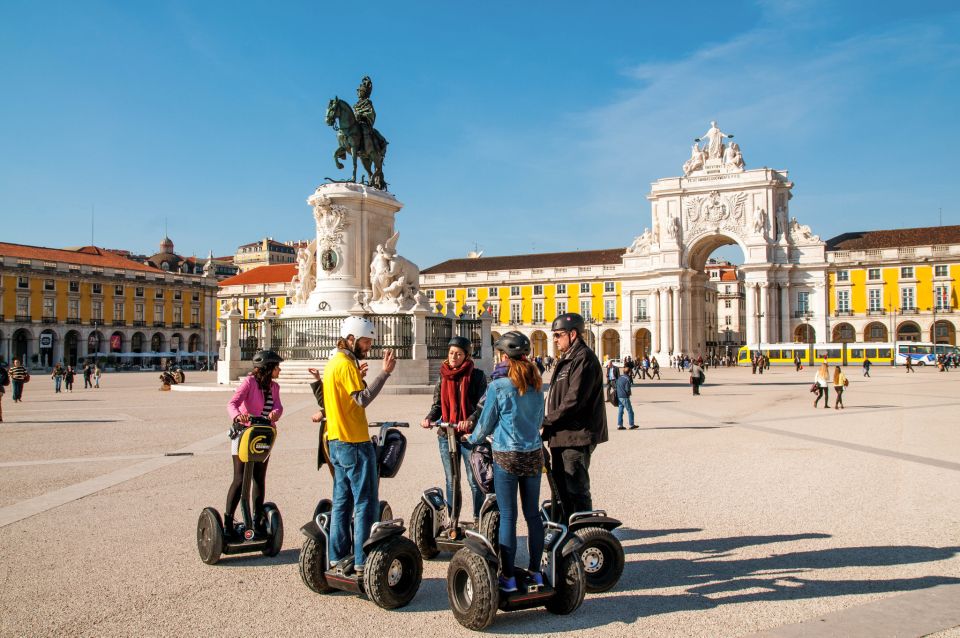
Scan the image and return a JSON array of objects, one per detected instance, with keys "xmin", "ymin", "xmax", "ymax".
[{"xmin": 469, "ymin": 331, "xmax": 545, "ymax": 592}]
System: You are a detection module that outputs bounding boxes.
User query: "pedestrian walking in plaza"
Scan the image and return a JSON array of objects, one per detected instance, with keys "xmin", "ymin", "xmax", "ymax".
[
  {"xmin": 64, "ymin": 366, "xmax": 75, "ymax": 392},
  {"xmin": 226, "ymin": 350, "xmax": 284, "ymax": 539},
  {"xmin": 0, "ymin": 362, "xmax": 8, "ymax": 422},
  {"xmin": 323, "ymin": 317, "xmax": 395, "ymax": 574},
  {"xmin": 650, "ymin": 356, "xmax": 661, "ymax": 380},
  {"xmin": 615, "ymin": 369, "xmax": 636, "ymax": 429},
  {"xmin": 605, "ymin": 360, "xmax": 619, "ymax": 388},
  {"xmin": 9, "ymin": 359, "xmax": 28, "ymax": 403},
  {"xmin": 905, "ymin": 357, "xmax": 914, "ymax": 373},
  {"xmin": 421, "ymin": 336, "xmax": 487, "ymax": 523},
  {"xmin": 94, "ymin": 365, "xmax": 101, "ymax": 388},
  {"xmin": 813, "ymin": 362, "xmax": 830, "ymax": 408},
  {"xmin": 543, "ymin": 313, "xmax": 608, "ymax": 521},
  {"xmin": 51, "ymin": 363, "xmax": 64, "ymax": 393},
  {"xmin": 468, "ymin": 331, "xmax": 545, "ymax": 593},
  {"xmin": 833, "ymin": 366, "xmax": 848, "ymax": 409},
  {"xmin": 862, "ymin": 359, "xmax": 871, "ymax": 377},
  {"xmin": 640, "ymin": 356, "xmax": 650, "ymax": 380},
  {"xmin": 794, "ymin": 353, "xmax": 802, "ymax": 372},
  {"xmin": 83, "ymin": 364, "xmax": 93, "ymax": 389},
  {"xmin": 751, "ymin": 355, "xmax": 757, "ymax": 374},
  {"xmin": 689, "ymin": 360, "xmax": 705, "ymax": 395}
]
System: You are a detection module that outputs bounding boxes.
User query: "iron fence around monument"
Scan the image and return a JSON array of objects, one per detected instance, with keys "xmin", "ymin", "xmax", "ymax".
[
  {"xmin": 238, "ymin": 319, "xmax": 261, "ymax": 360},
  {"xmin": 268, "ymin": 314, "xmax": 413, "ymax": 360},
  {"xmin": 426, "ymin": 316, "xmax": 453, "ymax": 359},
  {"xmin": 456, "ymin": 319, "xmax": 483, "ymax": 359}
]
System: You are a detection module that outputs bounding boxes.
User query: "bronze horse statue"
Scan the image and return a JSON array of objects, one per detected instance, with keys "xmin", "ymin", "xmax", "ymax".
[{"xmin": 325, "ymin": 97, "xmax": 388, "ymax": 190}]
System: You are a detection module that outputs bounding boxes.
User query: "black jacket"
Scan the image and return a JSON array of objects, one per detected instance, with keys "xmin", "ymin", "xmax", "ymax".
[
  {"xmin": 543, "ymin": 338, "xmax": 608, "ymax": 448},
  {"xmin": 424, "ymin": 367, "xmax": 487, "ymax": 425}
]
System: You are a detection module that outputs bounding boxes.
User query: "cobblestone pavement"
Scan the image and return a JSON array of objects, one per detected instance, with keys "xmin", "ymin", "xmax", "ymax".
[{"xmin": 0, "ymin": 364, "xmax": 958, "ymax": 637}]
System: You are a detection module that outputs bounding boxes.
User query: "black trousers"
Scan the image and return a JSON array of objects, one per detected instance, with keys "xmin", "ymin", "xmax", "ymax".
[
  {"xmin": 225, "ymin": 456, "xmax": 269, "ymax": 523},
  {"xmin": 550, "ymin": 445, "xmax": 594, "ymax": 520}
]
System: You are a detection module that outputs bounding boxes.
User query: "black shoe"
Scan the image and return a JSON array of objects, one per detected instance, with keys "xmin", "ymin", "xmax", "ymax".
[
  {"xmin": 629, "ymin": 425, "xmax": 639, "ymax": 430},
  {"xmin": 331, "ymin": 557, "xmax": 355, "ymax": 575},
  {"xmin": 223, "ymin": 517, "xmax": 240, "ymax": 541},
  {"xmin": 617, "ymin": 426, "xmax": 626, "ymax": 430}
]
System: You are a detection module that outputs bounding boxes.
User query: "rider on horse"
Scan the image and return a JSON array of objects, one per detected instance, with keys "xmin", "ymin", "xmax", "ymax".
[{"xmin": 354, "ymin": 76, "xmax": 377, "ymax": 157}]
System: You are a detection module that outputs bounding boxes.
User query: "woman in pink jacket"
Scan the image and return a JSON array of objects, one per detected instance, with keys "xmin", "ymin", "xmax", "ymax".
[{"xmin": 225, "ymin": 350, "xmax": 284, "ymax": 537}]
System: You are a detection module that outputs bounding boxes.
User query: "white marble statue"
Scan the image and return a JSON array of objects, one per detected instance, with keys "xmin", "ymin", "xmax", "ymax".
[
  {"xmin": 682, "ymin": 143, "xmax": 706, "ymax": 176},
  {"xmin": 789, "ymin": 217, "xmax": 821, "ymax": 244},
  {"xmin": 723, "ymin": 141, "xmax": 745, "ymax": 169},
  {"xmin": 775, "ymin": 205, "xmax": 788, "ymax": 240},
  {"xmin": 753, "ymin": 207, "xmax": 768, "ymax": 236},
  {"xmin": 697, "ymin": 120, "xmax": 733, "ymax": 160},
  {"xmin": 627, "ymin": 228, "xmax": 654, "ymax": 255},
  {"xmin": 290, "ymin": 241, "xmax": 317, "ymax": 304},
  {"xmin": 369, "ymin": 231, "xmax": 420, "ymax": 303},
  {"xmin": 667, "ymin": 215, "xmax": 682, "ymax": 241}
]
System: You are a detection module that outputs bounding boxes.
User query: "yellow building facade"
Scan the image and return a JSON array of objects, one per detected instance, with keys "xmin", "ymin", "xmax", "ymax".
[{"xmin": 0, "ymin": 243, "xmax": 218, "ymax": 367}]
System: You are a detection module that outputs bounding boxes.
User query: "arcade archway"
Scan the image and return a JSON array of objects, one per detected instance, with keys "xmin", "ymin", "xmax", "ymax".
[
  {"xmin": 896, "ymin": 321, "xmax": 921, "ymax": 342},
  {"xmin": 865, "ymin": 322, "xmax": 887, "ymax": 342},
  {"xmin": 794, "ymin": 324, "xmax": 816, "ymax": 344},
  {"xmin": 932, "ymin": 320, "xmax": 956, "ymax": 345},
  {"xmin": 601, "ymin": 329, "xmax": 620, "ymax": 360},
  {"xmin": 634, "ymin": 328, "xmax": 651, "ymax": 357},
  {"xmin": 530, "ymin": 330, "xmax": 548, "ymax": 358}
]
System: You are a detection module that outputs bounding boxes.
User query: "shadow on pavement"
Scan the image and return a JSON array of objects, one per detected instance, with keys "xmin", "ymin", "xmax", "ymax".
[
  {"xmin": 481, "ymin": 535, "xmax": 960, "ymax": 634},
  {"xmin": 625, "ymin": 532, "xmax": 832, "ymax": 556},
  {"xmin": 616, "ymin": 527, "xmax": 702, "ymax": 541},
  {"xmin": 14, "ymin": 419, "xmax": 123, "ymax": 424},
  {"xmin": 215, "ymin": 547, "xmax": 300, "ymax": 567}
]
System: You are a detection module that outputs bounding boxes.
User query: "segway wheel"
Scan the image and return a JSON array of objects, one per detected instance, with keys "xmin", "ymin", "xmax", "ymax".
[
  {"xmin": 410, "ymin": 501, "xmax": 439, "ymax": 559},
  {"xmin": 544, "ymin": 547, "xmax": 586, "ymax": 615},
  {"xmin": 576, "ymin": 526, "xmax": 624, "ymax": 593},
  {"xmin": 379, "ymin": 500, "xmax": 393, "ymax": 522},
  {"xmin": 447, "ymin": 548, "xmax": 498, "ymax": 630},
  {"xmin": 299, "ymin": 536, "xmax": 333, "ymax": 594},
  {"xmin": 479, "ymin": 508, "xmax": 500, "ymax": 553},
  {"xmin": 197, "ymin": 507, "xmax": 224, "ymax": 565},
  {"xmin": 365, "ymin": 535, "xmax": 423, "ymax": 609},
  {"xmin": 262, "ymin": 503, "xmax": 283, "ymax": 558}
]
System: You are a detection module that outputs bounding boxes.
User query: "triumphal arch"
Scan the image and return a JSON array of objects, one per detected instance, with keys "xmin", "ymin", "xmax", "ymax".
[{"xmin": 621, "ymin": 122, "xmax": 828, "ymax": 358}]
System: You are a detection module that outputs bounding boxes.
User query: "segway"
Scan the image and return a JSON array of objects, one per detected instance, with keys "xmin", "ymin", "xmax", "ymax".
[
  {"xmin": 447, "ymin": 519, "xmax": 585, "ymax": 630},
  {"xmin": 197, "ymin": 417, "xmax": 283, "ymax": 564},
  {"xmin": 299, "ymin": 421, "xmax": 423, "ymax": 609},
  {"xmin": 541, "ymin": 448, "xmax": 624, "ymax": 593},
  {"xmin": 410, "ymin": 421, "xmax": 499, "ymax": 559}
]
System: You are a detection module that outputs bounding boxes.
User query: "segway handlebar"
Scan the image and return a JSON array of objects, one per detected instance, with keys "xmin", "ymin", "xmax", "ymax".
[{"xmin": 369, "ymin": 421, "xmax": 409, "ymax": 428}]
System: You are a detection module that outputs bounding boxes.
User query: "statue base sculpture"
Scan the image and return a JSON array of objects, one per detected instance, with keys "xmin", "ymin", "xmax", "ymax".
[{"xmin": 283, "ymin": 182, "xmax": 413, "ymax": 315}]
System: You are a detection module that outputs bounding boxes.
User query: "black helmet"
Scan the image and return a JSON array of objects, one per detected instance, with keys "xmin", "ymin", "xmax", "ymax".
[
  {"xmin": 252, "ymin": 350, "xmax": 284, "ymax": 367},
  {"xmin": 551, "ymin": 313, "xmax": 585, "ymax": 335},
  {"xmin": 447, "ymin": 336, "xmax": 472, "ymax": 353},
  {"xmin": 495, "ymin": 331, "xmax": 531, "ymax": 359}
]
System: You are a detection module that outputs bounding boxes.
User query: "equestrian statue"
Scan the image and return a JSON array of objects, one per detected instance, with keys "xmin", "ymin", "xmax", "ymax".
[{"xmin": 325, "ymin": 75, "xmax": 389, "ymax": 190}]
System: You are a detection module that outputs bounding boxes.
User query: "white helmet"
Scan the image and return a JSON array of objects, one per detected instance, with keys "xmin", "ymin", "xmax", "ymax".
[{"xmin": 340, "ymin": 316, "xmax": 376, "ymax": 340}]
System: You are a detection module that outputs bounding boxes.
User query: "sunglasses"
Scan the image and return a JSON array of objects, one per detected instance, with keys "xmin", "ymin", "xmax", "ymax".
[{"xmin": 552, "ymin": 331, "xmax": 569, "ymax": 339}]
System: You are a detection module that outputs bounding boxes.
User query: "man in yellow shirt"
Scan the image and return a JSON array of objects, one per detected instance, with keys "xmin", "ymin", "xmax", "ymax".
[{"xmin": 323, "ymin": 316, "xmax": 396, "ymax": 575}]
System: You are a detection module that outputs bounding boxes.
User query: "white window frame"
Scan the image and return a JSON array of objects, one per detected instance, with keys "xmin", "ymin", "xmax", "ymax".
[
  {"xmin": 580, "ymin": 283, "xmax": 590, "ymax": 294},
  {"xmin": 868, "ymin": 288, "xmax": 882, "ymax": 311},
  {"xmin": 556, "ymin": 284, "xmax": 567, "ymax": 295},
  {"xmin": 836, "ymin": 290, "xmax": 850, "ymax": 312},
  {"xmin": 836, "ymin": 270, "xmax": 849, "ymax": 282},
  {"xmin": 532, "ymin": 302, "xmax": 544, "ymax": 323},
  {"xmin": 900, "ymin": 286, "xmax": 915, "ymax": 310}
]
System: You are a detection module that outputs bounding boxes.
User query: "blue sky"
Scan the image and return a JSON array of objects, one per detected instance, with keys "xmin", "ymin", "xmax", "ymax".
[{"xmin": 1, "ymin": 1, "xmax": 958, "ymax": 267}]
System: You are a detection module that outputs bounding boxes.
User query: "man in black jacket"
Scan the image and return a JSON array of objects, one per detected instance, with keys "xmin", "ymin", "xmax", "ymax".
[{"xmin": 542, "ymin": 313, "xmax": 608, "ymax": 519}]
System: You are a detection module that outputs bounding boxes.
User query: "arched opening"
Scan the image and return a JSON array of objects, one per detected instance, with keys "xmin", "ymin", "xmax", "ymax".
[
  {"xmin": 12, "ymin": 328, "xmax": 32, "ymax": 364},
  {"xmin": 110, "ymin": 331, "xmax": 124, "ymax": 353},
  {"xmin": 151, "ymin": 332, "xmax": 165, "ymax": 352},
  {"xmin": 601, "ymin": 329, "xmax": 620, "ymax": 360},
  {"xmin": 582, "ymin": 329, "xmax": 596, "ymax": 350},
  {"xmin": 932, "ymin": 320, "xmax": 956, "ymax": 345},
  {"xmin": 131, "ymin": 332, "xmax": 145, "ymax": 366},
  {"xmin": 530, "ymin": 330, "xmax": 548, "ymax": 358},
  {"xmin": 64, "ymin": 330, "xmax": 80, "ymax": 366},
  {"xmin": 170, "ymin": 333, "xmax": 184, "ymax": 354},
  {"xmin": 634, "ymin": 328, "xmax": 651, "ymax": 357},
  {"xmin": 864, "ymin": 322, "xmax": 888, "ymax": 342},
  {"xmin": 87, "ymin": 330, "xmax": 104, "ymax": 359},
  {"xmin": 39, "ymin": 329, "xmax": 57, "ymax": 367},
  {"xmin": 794, "ymin": 324, "xmax": 816, "ymax": 344},
  {"xmin": 831, "ymin": 323, "xmax": 856, "ymax": 343},
  {"xmin": 896, "ymin": 321, "xmax": 921, "ymax": 342},
  {"xmin": 188, "ymin": 333, "xmax": 202, "ymax": 353},
  {"xmin": 686, "ymin": 233, "xmax": 747, "ymax": 358}
]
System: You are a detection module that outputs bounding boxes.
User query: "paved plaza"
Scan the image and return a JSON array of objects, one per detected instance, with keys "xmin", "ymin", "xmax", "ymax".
[{"xmin": 1, "ymin": 365, "xmax": 959, "ymax": 637}]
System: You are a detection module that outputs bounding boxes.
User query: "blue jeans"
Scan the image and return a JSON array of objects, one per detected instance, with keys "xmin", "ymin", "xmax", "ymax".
[
  {"xmin": 438, "ymin": 435, "xmax": 483, "ymax": 518},
  {"xmin": 493, "ymin": 460, "xmax": 544, "ymax": 578},
  {"xmin": 617, "ymin": 398, "xmax": 634, "ymax": 426},
  {"xmin": 328, "ymin": 440, "xmax": 379, "ymax": 568},
  {"xmin": 54, "ymin": 377, "xmax": 62, "ymax": 392}
]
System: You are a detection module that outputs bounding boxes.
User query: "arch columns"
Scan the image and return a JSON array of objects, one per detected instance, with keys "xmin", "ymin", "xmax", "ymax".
[
  {"xmin": 651, "ymin": 288, "xmax": 661, "ymax": 354},
  {"xmin": 759, "ymin": 282, "xmax": 770, "ymax": 345},
  {"xmin": 745, "ymin": 282, "xmax": 757, "ymax": 347},
  {"xmin": 780, "ymin": 282, "xmax": 791, "ymax": 343},
  {"xmin": 670, "ymin": 286, "xmax": 681, "ymax": 354}
]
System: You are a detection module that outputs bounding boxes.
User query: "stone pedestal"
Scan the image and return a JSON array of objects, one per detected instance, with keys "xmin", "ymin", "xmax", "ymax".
[{"xmin": 285, "ymin": 183, "xmax": 405, "ymax": 315}]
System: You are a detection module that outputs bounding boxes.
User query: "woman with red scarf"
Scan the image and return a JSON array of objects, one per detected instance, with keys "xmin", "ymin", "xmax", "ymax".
[{"xmin": 421, "ymin": 336, "xmax": 488, "ymax": 523}]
